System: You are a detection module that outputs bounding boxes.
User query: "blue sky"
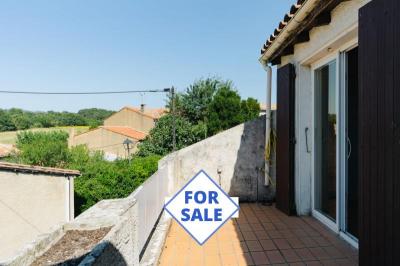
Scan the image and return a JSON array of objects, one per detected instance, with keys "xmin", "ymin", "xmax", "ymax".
[{"xmin": 0, "ymin": 0, "xmax": 293, "ymax": 112}]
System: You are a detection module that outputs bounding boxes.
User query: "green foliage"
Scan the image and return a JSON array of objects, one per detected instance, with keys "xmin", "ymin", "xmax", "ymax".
[
  {"xmin": 72, "ymin": 153, "xmax": 160, "ymax": 214},
  {"xmin": 141, "ymin": 77, "xmax": 260, "ymax": 156},
  {"xmin": 240, "ymin": 97, "xmax": 261, "ymax": 122},
  {"xmin": 0, "ymin": 110, "xmax": 16, "ymax": 131},
  {"xmin": 15, "ymin": 131, "xmax": 70, "ymax": 167},
  {"xmin": 137, "ymin": 114, "xmax": 203, "ymax": 156},
  {"xmin": 0, "ymin": 108, "xmax": 115, "ymax": 132},
  {"xmin": 176, "ymin": 78, "xmax": 220, "ymax": 123},
  {"xmin": 10, "ymin": 131, "xmax": 160, "ymax": 215},
  {"xmin": 207, "ymin": 85, "xmax": 244, "ymax": 135}
]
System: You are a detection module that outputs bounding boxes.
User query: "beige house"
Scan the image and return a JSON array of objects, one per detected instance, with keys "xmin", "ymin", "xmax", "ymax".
[
  {"xmin": 72, "ymin": 105, "xmax": 166, "ymax": 159},
  {"xmin": 0, "ymin": 162, "xmax": 79, "ymax": 261},
  {"xmin": 72, "ymin": 126, "xmax": 147, "ymax": 159},
  {"xmin": 104, "ymin": 106, "xmax": 166, "ymax": 133}
]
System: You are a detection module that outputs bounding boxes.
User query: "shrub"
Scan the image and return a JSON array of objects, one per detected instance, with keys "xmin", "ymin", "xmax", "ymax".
[
  {"xmin": 11, "ymin": 132, "xmax": 161, "ymax": 215},
  {"xmin": 71, "ymin": 153, "xmax": 160, "ymax": 214},
  {"xmin": 15, "ymin": 131, "xmax": 70, "ymax": 167}
]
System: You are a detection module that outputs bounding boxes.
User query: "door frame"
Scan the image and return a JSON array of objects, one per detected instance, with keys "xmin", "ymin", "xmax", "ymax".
[
  {"xmin": 310, "ymin": 37, "xmax": 359, "ymax": 246},
  {"xmin": 338, "ymin": 44, "xmax": 359, "ymax": 249},
  {"xmin": 311, "ymin": 52, "xmax": 340, "ymax": 233}
]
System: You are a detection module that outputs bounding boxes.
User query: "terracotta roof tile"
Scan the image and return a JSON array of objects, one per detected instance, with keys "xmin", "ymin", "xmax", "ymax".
[{"xmin": 261, "ymin": 0, "xmax": 306, "ymax": 55}]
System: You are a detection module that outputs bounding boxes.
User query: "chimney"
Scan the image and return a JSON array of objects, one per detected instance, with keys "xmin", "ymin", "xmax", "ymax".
[{"xmin": 140, "ymin": 104, "xmax": 145, "ymax": 113}]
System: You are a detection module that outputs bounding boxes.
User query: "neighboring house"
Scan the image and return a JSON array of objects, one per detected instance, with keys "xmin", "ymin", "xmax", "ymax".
[
  {"xmin": 0, "ymin": 162, "xmax": 79, "ymax": 261},
  {"xmin": 259, "ymin": 0, "xmax": 399, "ymax": 263},
  {"xmin": 72, "ymin": 126, "xmax": 147, "ymax": 159},
  {"xmin": 72, "ymin": 105, "xmax": 166, "ymax": 159},
  {"xmin": 104, "ymin": 105, "xmax": 166, "ymax": 134}
]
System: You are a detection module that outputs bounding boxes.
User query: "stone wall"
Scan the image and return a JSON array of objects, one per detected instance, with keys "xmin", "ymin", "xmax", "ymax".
[
  {"xmin": 159, "ymin": 114, "xmax": 276, "ymax": 202},
  {"xmin": 0, "ymin": 171, "xmax": 73, "ymax": 261},
  {"xmin": 2, "ymin": 114, "xmax": 277, "ymax": 265},
  {"xmin": 3, "ymin": 197, "xmax": 139, "ymax": 266}
]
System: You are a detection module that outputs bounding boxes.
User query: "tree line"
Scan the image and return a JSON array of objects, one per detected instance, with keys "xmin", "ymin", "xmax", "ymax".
[{"xmin": 0, "ymin": 108, "xmax": 115, "ymax": 132}]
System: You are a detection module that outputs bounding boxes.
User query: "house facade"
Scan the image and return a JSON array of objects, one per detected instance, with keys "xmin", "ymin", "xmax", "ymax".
[
  {"xmin": 0, "ymin": 162, "xmax": 79, "ymax": 261},
  {"xmin": 104, "ymin": 106, "xmax": 165, "ymax": 133},
  {"xmin": 260, "ymin": 0, "xmax": 399, "ymax": 264},
  {"xmin": 72, "ymin": 106, "xmax": 165, "ymax": 159},
  {"xmin": 72, "ymin": 126, "xmax": 147, "ymax": 159}
]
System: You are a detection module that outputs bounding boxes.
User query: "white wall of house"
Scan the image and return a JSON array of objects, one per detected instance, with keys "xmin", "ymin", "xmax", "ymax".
[
  {"xmin": 0, "ymin": 171, "xmax": 73, "ymax": 261},
  {"xmin": 277, "ymin": 0, "xmax": 370, "ymax": 215}
]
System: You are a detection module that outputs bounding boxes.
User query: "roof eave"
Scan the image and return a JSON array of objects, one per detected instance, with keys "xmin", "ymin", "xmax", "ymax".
[{"xmin": 259, "ymin": 0, "xmax": 318, "ymax": 65}]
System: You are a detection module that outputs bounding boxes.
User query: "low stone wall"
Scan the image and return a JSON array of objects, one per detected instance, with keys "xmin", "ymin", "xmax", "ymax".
[
  {"xmin": 159, "ymin": 114, "xmax": 276, "ymax": 202},
  {"xmin": 3, "ymin": 197, "xmax": 139, "ymax": 266}
]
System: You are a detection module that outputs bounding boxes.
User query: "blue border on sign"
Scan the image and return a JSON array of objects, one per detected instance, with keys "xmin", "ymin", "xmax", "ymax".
[{"xmin": 164, "ymin": 169, "xmax": 240, "ymax": 246}]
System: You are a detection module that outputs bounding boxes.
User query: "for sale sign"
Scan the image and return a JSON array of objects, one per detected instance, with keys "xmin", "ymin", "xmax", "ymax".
[{"xmin": 164, "ymin": 170, "xmax": 239, "ymax": 245}]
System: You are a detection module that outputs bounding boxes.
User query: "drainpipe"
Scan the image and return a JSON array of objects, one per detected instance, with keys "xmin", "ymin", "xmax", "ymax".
[{"xmin": 263, "ymin": 63, "xmax": 272, "ymax": 186}]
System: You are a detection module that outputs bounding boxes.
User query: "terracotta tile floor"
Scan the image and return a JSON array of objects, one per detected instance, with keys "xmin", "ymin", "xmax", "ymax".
[{"xmin": 158, "ymin": 203, "xmax": 358, "ymax": 266}]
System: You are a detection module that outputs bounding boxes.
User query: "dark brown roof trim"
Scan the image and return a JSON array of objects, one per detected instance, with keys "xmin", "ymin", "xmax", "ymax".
[{"xmin": 0, "ymin": 162, "xmax": 80, "ymax": 177}]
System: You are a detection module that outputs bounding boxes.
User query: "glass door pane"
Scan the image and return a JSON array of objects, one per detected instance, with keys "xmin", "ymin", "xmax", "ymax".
[{"xmin": 315, "ymin": 60, "xmax": 337, "ymax": 221}]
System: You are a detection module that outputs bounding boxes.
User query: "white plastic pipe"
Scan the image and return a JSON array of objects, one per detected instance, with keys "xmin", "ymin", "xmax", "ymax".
[{"xmin": 263, "ymin": 64, "xmax": 272, "ymax": 186}]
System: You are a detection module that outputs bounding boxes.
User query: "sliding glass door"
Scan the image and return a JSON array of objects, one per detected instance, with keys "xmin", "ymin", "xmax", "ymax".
[{"xmin": 314, "ymin": 60, "xmax": 337, "ymax": 222}]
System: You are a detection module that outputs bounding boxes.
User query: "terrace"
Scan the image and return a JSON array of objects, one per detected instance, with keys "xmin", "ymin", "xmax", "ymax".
[
  {"xmin": 2, "ymin": 117, "xmax": 358, "ymax": 265},
  {"xmin": 158, "ymin": 203, "xmax": 358, "ymax": 266}
]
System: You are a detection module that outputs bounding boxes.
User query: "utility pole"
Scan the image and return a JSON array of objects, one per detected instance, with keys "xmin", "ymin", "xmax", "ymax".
[{"xmin": 171, "ymin": 87, "xmax": 176, "ymax": 151}]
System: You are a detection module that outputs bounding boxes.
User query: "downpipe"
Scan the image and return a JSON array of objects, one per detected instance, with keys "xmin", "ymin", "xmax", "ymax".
[{"xmin": 263, "ymin": 64, "xmax": 272, "ymax": 186}]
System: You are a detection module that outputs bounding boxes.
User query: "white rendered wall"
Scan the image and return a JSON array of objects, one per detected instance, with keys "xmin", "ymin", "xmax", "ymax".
[{"xmin": 277, "ymin": 0, "xmax": 370, "ymax": 215}]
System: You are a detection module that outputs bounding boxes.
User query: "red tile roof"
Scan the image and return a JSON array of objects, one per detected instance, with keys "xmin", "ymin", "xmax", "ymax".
[
  {"xmin": 261, "ymin": 0, "xmax": 306, "ymax": 55},
  {"xmin": 101, "ymin": 126, "xmax": 147, "ymax": 140}
]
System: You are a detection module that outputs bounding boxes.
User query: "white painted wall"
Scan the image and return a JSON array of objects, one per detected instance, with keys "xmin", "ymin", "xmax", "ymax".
[
  {"xmin": 0, "ymin": 171, "xmax": 72, "ymax": 261},
  {"xmin": 277, "ymin": 0, "xmax": 370, "ymax": 215}
]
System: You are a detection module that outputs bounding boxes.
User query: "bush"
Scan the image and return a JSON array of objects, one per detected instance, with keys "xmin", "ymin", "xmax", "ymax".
[
  {"xmin": 15, "ymin": 131, "xmax": 70, "ymax": 167},
  {"xmin": 137, "ymin": 114, "xmax": 203, "ymax": 156},
  {"xmin": 11, "ymin": 132, "xmax": 160, "ymax": 215},
  {"xmin": 70, "ymin": 151, "xmax": 161, "ymax": 214}
]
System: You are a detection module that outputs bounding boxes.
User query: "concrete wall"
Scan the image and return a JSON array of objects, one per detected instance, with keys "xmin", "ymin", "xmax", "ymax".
[
  {"xmin": 3, "ymin": 116, "xmax": 276, "ymax": 265},
  {"xmin": 159, "ymin": 115, "xmax": 276, "ymax": 202},
  {"xmin": 278, "ymin": 0, "xmax": 370, "ymax": 215},
  {"xmin": 3, "ymin": 197, "xmax": 139, "ymax": 266},
  {"xmin": 0, "ymin": 172, "xmax": 72, "ymax": 261},
  {"xmin": 72, "ymin": 128, "xmax": 139, "ymax": 158},
  {"xmin": 104, "ymin": 108, "xmax": 156, "ymax": 133}
]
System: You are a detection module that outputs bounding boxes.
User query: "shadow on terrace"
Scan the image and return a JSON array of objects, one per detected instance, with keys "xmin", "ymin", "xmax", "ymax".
[
  {"xmin": 4, "ymin": 116, "xmax": 357, "ymax": 265},
  {"xmin": 157, "ymin": 117, "xmax": 358, "ymax": 265}
]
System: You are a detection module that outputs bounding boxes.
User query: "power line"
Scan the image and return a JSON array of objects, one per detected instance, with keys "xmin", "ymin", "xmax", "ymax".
[{"xmin": 0, "ymin": 89, "xmax": 170, "ymax": 95}]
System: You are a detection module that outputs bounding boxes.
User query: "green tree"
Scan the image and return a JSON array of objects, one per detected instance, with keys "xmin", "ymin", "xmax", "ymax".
[
  {"xmin": 177, "ymin": 78, "xmax": 221, "ymax": 123},
  {"xmin": 137, "ymin": 114, "xmax": 203, "ymax": 156},
  {"xmin": 240, "ymin": 97, "xmax": 260, "ymax": 121},
  {"xmin": 207, "ymin": 85, "xmax": 244, "ymax": 135},
  {"xmin": 15, "ymin": 131, "xmax": 70, "ymax": 167},
  {"xmin": 12, "ymin": 114, "xmax": 32, "ymax": 130},
  {"xmin": 0, "ymin": 110, "xmax": 16, "ymax": 131}
]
